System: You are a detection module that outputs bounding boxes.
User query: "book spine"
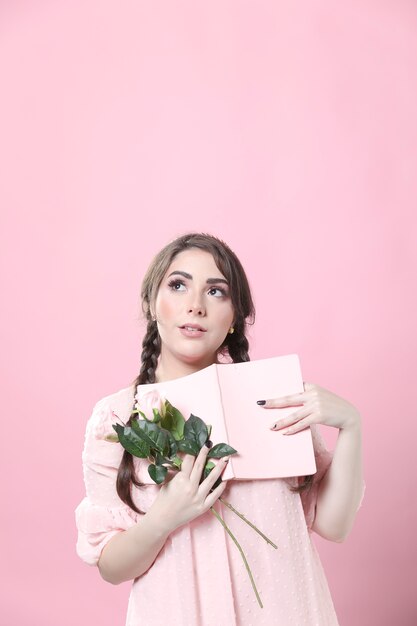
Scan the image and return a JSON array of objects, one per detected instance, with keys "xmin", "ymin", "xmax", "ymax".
[{"xmin": 215, "ymin": 363, "xmax": 235, "ymax": 480}]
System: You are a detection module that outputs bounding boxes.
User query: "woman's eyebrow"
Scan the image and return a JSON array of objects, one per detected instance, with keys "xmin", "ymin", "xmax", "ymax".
[{"xmin": 168, "ymin": 270, "xmax": 229, "ymax": 285}]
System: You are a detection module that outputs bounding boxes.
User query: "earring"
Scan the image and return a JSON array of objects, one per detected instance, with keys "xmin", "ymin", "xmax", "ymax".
[{"xmin": 228, "ymin": 327, "xmax": 234, "ymax": 334}]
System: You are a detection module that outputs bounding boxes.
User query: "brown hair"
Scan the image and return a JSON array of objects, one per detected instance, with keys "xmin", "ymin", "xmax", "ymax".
[{"xmin": 116, "ymin": 232, "xmax": 311, "ymax": 513}]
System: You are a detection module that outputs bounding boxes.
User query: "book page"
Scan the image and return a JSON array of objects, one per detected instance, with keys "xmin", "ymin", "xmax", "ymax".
[{"xmin": 217, "ymin": 354, "xmax": 317, "ymax": 478}]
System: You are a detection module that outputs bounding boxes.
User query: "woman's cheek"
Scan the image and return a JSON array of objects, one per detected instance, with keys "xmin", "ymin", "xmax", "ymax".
[
  {"xmin": 220, "ymin": 303, "xmax": 234, "ymax": 327},
  {"xmin": 156, "ymin": 292, "xmax": 178, "ymax": 321}
]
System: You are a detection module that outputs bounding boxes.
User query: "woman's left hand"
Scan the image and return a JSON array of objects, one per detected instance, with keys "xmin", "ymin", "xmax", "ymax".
[{"xmin": 259, "ymin": 383, "xmax": 361, "ymax": 434}]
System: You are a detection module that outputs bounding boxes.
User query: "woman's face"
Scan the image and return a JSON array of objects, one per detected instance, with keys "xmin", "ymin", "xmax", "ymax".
[{"xmin": 153, "ymin": 248, "xmax": 235, "ymax": 369}]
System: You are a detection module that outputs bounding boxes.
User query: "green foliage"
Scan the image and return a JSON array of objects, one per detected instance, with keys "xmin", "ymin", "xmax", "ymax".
[
  {"xmin": 203, "ymin": 460, "xmax": 222, "ymax": 489},
  {"xmin": 160, "ymin": 400, "xmax": 185, "ymax": 440},
  {"xmin": 167, "ymin": 431, "xmax": 179, "ymax": 457},
  {"xmin": 152, "ymin": 408, "xmax": 162, "ymax": 423},
  {"xmin": 148, "ymin": 463, "xmax": 168, "ymax": 484},
  {"xmin": 111, "ymin": 398, "xmax": 237, "ymax": 486},
  {"xmin": 184, "ymin": 414, "xmax": 209, "ymax": 448},
  {"xmin": 207, "ymin": 443, "xmax": 237, "ymax": 458},
  {"xmin": 112, "ymin": 424, "xmax": 150, "ymax": 458},
  {"xmin": 177, "ymin": 439, "xmax": 200, "ymax": 455},
  {"xmin": 172, "ymin": 455, "xmax": 183, "ymax": 469},
  {"xmin": 130, "ymin": 419, "xmax": 170, "ymax": 456}
]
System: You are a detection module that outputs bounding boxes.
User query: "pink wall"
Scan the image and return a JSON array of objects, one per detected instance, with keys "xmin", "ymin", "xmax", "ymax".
[{"xmin": 1, "ymin": 1, "xmax": 416, "ymax": 624}]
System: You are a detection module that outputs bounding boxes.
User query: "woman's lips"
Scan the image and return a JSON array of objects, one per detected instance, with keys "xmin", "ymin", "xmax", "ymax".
[{"xmin": 179, "ymin": 326, "xmax": 207, "ymax": 338}]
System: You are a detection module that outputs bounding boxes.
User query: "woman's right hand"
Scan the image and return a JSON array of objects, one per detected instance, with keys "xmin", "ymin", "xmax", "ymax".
[{"xmin": 147, "ymin": 443, "xmax": 229, "ymax": 535}]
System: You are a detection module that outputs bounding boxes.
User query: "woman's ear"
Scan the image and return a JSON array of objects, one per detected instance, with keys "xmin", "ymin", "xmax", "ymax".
[
  {"xmin": 149, "ymin": 304, "xmax": 157, "ymax": 321},
  {"xmin": 143, "ymin": 300, "xmax": 153, "ymax": 321}
]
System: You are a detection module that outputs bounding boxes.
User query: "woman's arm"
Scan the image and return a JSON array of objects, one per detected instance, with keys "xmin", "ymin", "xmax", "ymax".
[
  {"xmin": 97, "ymin": 507, "xmax": 172, "ymax": 584},
  {"xmin": 259, "ymin": 382, "xmax": 364, "ymax": 542},
  {"xmin": 98, "ymin": 445, "xmax": 229, "ymax": 584},
  {"xmin": 312, "ymin": 414, "xmax": 363, "ymax": 542}
]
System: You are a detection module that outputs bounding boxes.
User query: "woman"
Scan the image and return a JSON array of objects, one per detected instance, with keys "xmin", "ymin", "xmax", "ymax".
[{"xmin": 76, "ymin": 232, "xmax": 364, "ymax": 625}]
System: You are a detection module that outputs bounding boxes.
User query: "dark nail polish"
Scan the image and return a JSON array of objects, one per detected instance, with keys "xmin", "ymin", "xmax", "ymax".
[
  {"xmin": 257, "ymin": 400, "xmax": 266, "ymax": 405},
  {"xmin": 205, "ymin": 440, "xmax": 213, "ymax": 448}
]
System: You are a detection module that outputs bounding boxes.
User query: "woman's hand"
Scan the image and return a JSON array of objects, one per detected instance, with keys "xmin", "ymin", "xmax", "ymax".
[
  {"xmin": 147, "ymin": 444, "xmax": 229, "ymax": 535},
  {"xmin": 259, "ymin": 382, "xmax": 361, "ymax": 434},
  {"xmin": 259, "ymin": 383, "xmax": 364, "ymax": 542}
]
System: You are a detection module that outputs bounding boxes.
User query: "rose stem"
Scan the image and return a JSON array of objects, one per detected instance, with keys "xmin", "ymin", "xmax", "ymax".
[
  {"xmin": 210, "ymin": 506, "xmax": 263, "ymax": 609},
  {"xmin": 219, "ymin": 497, "xmax": 278, "ymax": 549}
]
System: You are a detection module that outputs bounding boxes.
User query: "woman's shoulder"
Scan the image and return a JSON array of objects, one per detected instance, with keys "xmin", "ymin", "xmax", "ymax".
[
  {"xmin": 93, "ymin": 384, "xmax": 136, "ymax": 415},
  {"xmin": 85, "ymin": 384, "xmax": 136, "ymax": 441}
]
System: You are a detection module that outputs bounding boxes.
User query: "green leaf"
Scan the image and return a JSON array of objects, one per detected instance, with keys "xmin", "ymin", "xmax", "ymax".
[
  {"xmin": 152, "ymin": 408, "xmax": 162, "ymax": 423},
  {"xmin": 148, "ymin": 463, "xmax": 168, "ymax": 484},
  {"xmin": 172, "ymin": 455, "xmax": 183, "ymax": 469},
  {"xmin": 207, "ymin": 443, "xmax": 237, "ymax": 458},
  {"xmin": 183, "ymin": 414, "xmax": 208, "ymax": 448},
  {"xmin": 160, "ymin": 400, "xmax": 185, "ymax": 440},
  {"xmin": 167, "ymin": 431, "xmax": 178, "ymax": 457},
  {"xmin": 202, "ymin": 460, "xmax": 222, "ymax": 489},
  {"xmin": 177, "ymin": 439, "xmax": 200, "ymax": 455},
  {"xmin": 155, "ymin": 452, "xmax": 166, "ymax": 465},
  {"xmin": 130, "ymin": 419, "xmax": 170, "ymax": 455},
  {"xmin": 112, "ymin": 424, "xmax": 150, "ymax": 458},
  {"xmin": 206, "ymin": 424, "xmax": 212, "ymax": 439}
]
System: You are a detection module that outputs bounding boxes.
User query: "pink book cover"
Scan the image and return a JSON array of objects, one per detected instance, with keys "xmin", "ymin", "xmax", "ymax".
[{"xmin": 135, "ymin": 354, "xmax": 316, "ymax": 481}]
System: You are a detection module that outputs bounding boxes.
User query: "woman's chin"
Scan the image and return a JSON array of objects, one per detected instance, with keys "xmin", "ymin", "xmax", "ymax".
[{"xmin": 175, "ymin": 347, "xmax": 216, "ymax": 367}]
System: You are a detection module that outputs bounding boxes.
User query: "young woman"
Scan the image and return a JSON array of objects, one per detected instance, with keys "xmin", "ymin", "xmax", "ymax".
[{"xmin": 76, "ymin": 232, "xmax": 364, "ymax": 625}]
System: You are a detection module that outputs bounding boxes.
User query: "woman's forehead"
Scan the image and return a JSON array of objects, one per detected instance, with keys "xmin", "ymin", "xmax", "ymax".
[{"xmin": 165, "ymin": 249, "xmax": 225, "ymax": 278}]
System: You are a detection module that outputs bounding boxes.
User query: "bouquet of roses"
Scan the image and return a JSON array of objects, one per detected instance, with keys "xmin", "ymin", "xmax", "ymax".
[{"xmin": 108, "ymin": 390, "xmax": 277, "ymax": 608}]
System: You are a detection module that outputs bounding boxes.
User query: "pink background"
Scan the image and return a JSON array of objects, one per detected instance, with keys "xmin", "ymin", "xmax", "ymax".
[{"xmin": 1, "ymin": 2, "xmax": 416, "ymax": 624}]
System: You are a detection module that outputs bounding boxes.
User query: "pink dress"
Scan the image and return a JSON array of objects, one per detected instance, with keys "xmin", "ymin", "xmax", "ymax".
[{"xmin": 75, "ymin": 385, "xmax": 340, "ymax": 625}]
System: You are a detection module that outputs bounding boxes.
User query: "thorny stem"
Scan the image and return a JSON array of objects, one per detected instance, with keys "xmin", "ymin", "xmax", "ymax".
[
  {"xmin": 210, "ymin": 506, "xmax": 263, "ymax": 609},
  {"xmin": 219, "ymin": 497, "xmax": 278, "ymax": 549}
]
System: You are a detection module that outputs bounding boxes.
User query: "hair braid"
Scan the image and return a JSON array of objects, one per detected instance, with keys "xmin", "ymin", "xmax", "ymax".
[
  {"xmin": 225, "ymin": 322, "xmax": 250, "ymax": 363},
  {"xmin": 116, "ymin": 320, "xmax": 161, "ymax": 514},
  {"xmin": 137, "ymin": 320, "xmax": 160, "ymax": 386}
]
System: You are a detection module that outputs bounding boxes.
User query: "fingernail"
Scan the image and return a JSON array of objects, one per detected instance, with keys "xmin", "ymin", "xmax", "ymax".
[
  {"xmin": 223, "ymin": 456, "xmax": 230, "ymax": 462},
  {"xmin": 257, "ymin": 400, "xmax": 266, "ymax": 405},
  {"xmin": 270, "ymin": 423, "xmax": 277, "ymax": 430},
  {"xmin": 205, "ymin": 440, "xmax": 213, "ymax": 448}
]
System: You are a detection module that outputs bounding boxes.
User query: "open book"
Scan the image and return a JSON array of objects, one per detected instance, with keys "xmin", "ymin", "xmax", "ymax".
[{"xmin": 135, "ymin": 354, "xmax": 316, "ymax": 481}]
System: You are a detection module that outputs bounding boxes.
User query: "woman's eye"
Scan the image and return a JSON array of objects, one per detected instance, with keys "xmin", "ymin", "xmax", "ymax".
[
  {"xmin": 209, "ymin": 287, "xmax": 227, "ymax": 297},
  {"xmin": 168, "ymin": 279, "xmax": 186, "ymax": 291}
]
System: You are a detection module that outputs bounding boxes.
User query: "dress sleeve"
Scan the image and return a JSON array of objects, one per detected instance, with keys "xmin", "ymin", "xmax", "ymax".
[
  {"xmin": 299, "ymin": 424, "xmax": 333, "ymax": 532},
  {"xmin": 75, "ymin": 399, "xmax": 140, "ymax": 566}
]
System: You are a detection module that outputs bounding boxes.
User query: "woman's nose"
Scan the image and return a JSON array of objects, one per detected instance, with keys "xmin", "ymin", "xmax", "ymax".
[{"xmin": 187, "ymin": 297, "xmax": 205, "ymax": 316}]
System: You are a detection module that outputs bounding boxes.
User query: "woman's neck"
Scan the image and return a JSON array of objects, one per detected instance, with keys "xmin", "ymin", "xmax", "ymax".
[{"xmin": 155, "ymin": 351, "xmax": 218, "ymax": 383}]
